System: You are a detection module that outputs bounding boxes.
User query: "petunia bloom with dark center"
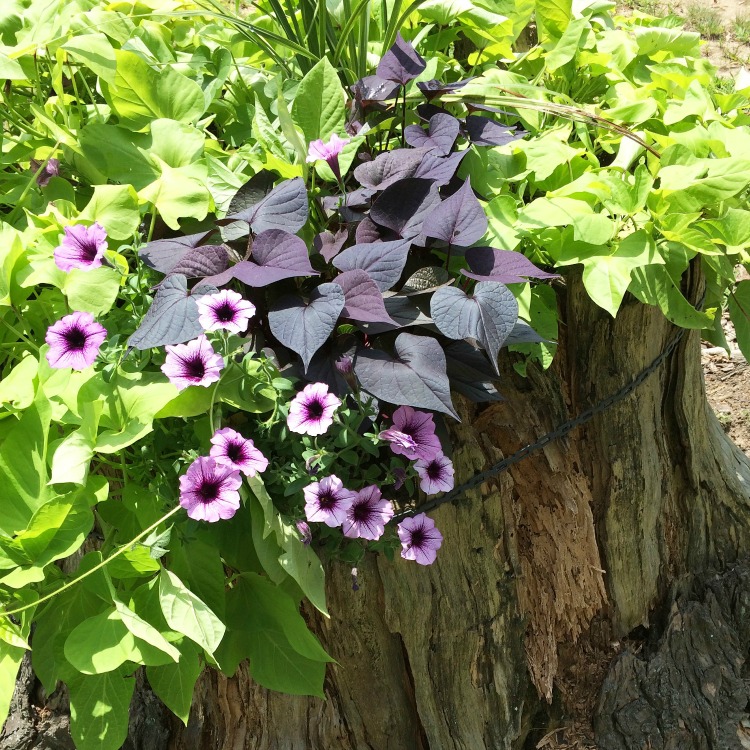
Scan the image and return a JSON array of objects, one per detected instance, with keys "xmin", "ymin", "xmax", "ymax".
[
  {"xmin": 306, "ymin": 133, "xmax": 350, "ymax": 181},
  {"xmin": 342, "ymin": 485, "xmax": 394, "ymax": 541},
  {"xmin": 197, "ymin": 290, "xmax": 256, "ymax": 334},
  {"xmin": 45, "ymin": 311, "xmax": 107, "ymax": 370},
  {"xmin": 414, "ymin": 452, "xmax": 455, "ymax": 495},
  {"xmin": 303, "ymin": 475, "xmax": 356, "ymax": 527},
  {"xmin": 287, "ymin": 382, "xmax": 342, "ymax": 436},
  {"xmin": 161, "ymin": 335, "xmax": 224, "ymax": 391},
  {"xmin": 53, "ymin": 222, "xmax": 108, "ymax": 272},
  {"xmin": 397, "ymin": 513, "xmax": 443, "ymax": 565},
  {"xmin": 179, "ymin": 456, "xmax": 242, "ymax": 522},
  {"xmin": 209, "ymin": 427, "xmax": 268, "ymax": 477},
  {"xmin": 379, "ymin": 405, "xmax": 442, "ymax": 462}
]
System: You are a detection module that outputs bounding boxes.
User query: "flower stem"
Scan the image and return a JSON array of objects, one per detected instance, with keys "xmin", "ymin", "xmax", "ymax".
[{"xmin": 0, "ymin": 505, "xmax": 182, "ymax": 619}]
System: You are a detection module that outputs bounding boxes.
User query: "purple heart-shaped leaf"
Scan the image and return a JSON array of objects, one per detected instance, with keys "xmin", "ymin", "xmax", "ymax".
[
  {"xmin": 444, "ymin": 341, "xmax": 504, "ymax": 403},
  {"xmin": 223, "ymin": 177, "xmax": 308, "ymax": 235},
  {"xmin": 332, "ymin": 238, "xmax": 411, "ymax": 291},
  {"xmin": 353, "ymin": 149, "xmax": 424, "ymax": 190},
  {"xmin": 205, "ymin": 230, "xmax": 317, "ymax": 287},
  {"xmin": 413, "ymin": 149, "xmax": 468, "ymax": 187},
  {"xmin": 227, "ymin": 171, "xmax": 276, "ymax": 216},
  {"xmin": 370, "ymin": 178, "xmax": 441, "ymax": 239},
  {"xmin": 506, "ymin": 320, "xmax": 549, "ymax": 345},
  {"xmin": 416, "ymin": 78, "xmax": 474, "ymax": 100},
  {"xmin": 377, "ymin": 32, "xmax": 426, "ymax": 86},
  {"xmin": 268, "ymin": 283, "xmax": 345, "ymax": 371},
  {"xmin": 358, "ymin": 295, "xmax": 433, "ymax": 334},
  {"xmin": 430, "ymin": 281, "xmax": 518, "ymax": 373},
  {"xmin": 313, "ymin": 229, "xmax": 349, "ymax": 263},
  {"xmin": 465, "ymin": 117, "xmax": 526, "ymax": 147},
  {"xmin": 128, "ymin": 275, "xmax": 218, "ymax": 350},
  {"xmin": 355, "ymin": 217, "xmax": 390, "ymax": 244},
  {"xmin": 462, "ymin": 247, "xmax": 558, "ymax": 283},
  {"xmin": 354, "ymin": 332, "xmax": 457, "ymax": 418},
  {"xmin": 335, "ymin": 270, "xmax": 396, "ymax": 324},
  {"xmin": 350, "ymin": 75, "xmax": 401, "ymax": 106},
  {"xmin": 140, "ymin": 232, "xmax": 230, "ymax": 279},
  {"xmin": 404, "ymin": 114, "xmax": 460, "ymax": 155},
  {"xmin": 424, "ymin": 178, "xmax": 487, "ymax": 247}
]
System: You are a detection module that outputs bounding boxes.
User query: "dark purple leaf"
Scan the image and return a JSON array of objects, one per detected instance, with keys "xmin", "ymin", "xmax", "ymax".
[
  {"xmin": 222, "ymin": 177, "xmax": 308, "ymax": 235},
  {"xmin": 350, "ymin": 75, "xmax": 401, "ymax": 106},
  {"xmin": 430, "ymin": 281, "xmax": 518, "ymax": 373},
  {"xmin": 166, "ymin": 245, "xmax": 230, "ymax": 280},
  {"xmin": 359, "ymin": 295, "xmax": 433, "ymax": 334},
  {"xmin": 400, "ymin": 266, "xmax": 452, "ymax": 295},
  {"xmin": 128, "ymin": 275, "xmax": 218, "ymax": 350},
  {"xmin": 353, "ymin": 149, "xmax": 424, "ymax": 190},
  {"xmin": 462, "ymin": 247, "xmax": 558, "ymax": 283},
  {"xmin": 370, "ymin": 178, "xmax": 441, "ymax": 240},
  {"xmin": 424, "ymin": 178, "xmax": 487, "ymax": 247},
  {"xmin": 465, "ymin": 117, "xmax": 526, "ymax": 147},
  {"xmin": 227, "ymin": 170, "xmax": 277, "ymax": 216},
  {"xmin": 204, "ymin": 229, "xmax": 317, "ymax": 287},
  {"xmin": 355, "ymin": 217, "xmax": 388, "ymax": 244},
  {"xmin": 444, "ymin": 341, "xmax": 503, "ymax": 403},
  {"xmin": 404, "ymin": 114, "xmax": 460, "ymax": 155},
  {"xmin": 377, "ymin": 33, "xmax": 426, "ymax": 86},
  {"xmin": 417, "ymin": 78, "xmax": 474, "ymax": 100},
  {"xmin": 332, "ymin": 238, "xmax": 411, "ymax": 291},
  {"xmin": 321, "ymin": 187, "xmax": 373, "ymax": 211},
  {"xmin": 417, "ymin": 103, "xmax": 452, "ymax": 121},
  {"xmin": 313, "ymin": 229, "xmax": 349, "ymax": 263},
  {"xmin": 506, "ymin": 319, "xmax": 549, "ymax": 345},
  {"xmin": 413, "ymin": 149, "xmax": 468, "ymax": 186},
  {"xmin": 140, "ymin": 231, "xmax": 219, "ymax": 275},
  {"xmin": 268, "ymin": 283, "xmax": 345, "ymax": 371},
  {"xmin": 354, "ymin": 332, "xmax": 457, "ymax": 419},
  {"xmin": 335, "ymin": 270, "xmax": 395, "ymax": 324}
]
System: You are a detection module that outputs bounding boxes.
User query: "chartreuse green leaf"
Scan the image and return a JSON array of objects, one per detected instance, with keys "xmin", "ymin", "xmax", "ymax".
[
  {"xmin": 728, "ymin": 281, "xmax": 750, "ymax": 361},
  {"xmin": 0, "ymin": 355, "xmax": 38, "ymax": 411},
  {"xmin": 62, "ymin": 33, "xmax": 117, "ymax": 83},
  {"xmin": 147, "ymin": 644, "xmax": 202, "ymax": 726},
  {"xmin": 520, "ymin": 197, "xmax": 615, "ymax": 246},
  {"xmin": 63, "ymin": 266, "xmax": 121, "ymax": 316},
  {"xmin": 113, "ymin": 598, "xmax": 180, "ymax": 663},
  {"xmin": 169, "ymin": 540, "xmax": 226, "ymax": 619},
  {"xmin": 247, "ymin": 476, "xmax": 327, "ymax": 615},
  {"xmin": 0, "ymin": 389, "xmax": 51, "ymax": 535},
  {"xmin": 64, "ymin": 609, "xmax": 140, "ymax": 674},
  {"xmin": 535, "ymin": 0, "xmax": 571, "ymax": 42},
  {"xmin": 698, "ymin": 209, "xmax": 750, "ymax": 255},
  {"xmin": 50, "ymin": 401, "xmax": 102, "ymax": 486},
  {"xmin": 159, "ymin": 569, "xmax": 225, "ymax": 654},
  {"xmin": 79, "ymin": 184, "xmax": 140, "ymax": 241},
  {"xmin": 68, "ymin": 671, "xmax": 135, "ymax": 750},
  {"xmin": 291, "ymin": 56, "xmax": 346, "ymax": 145},
  {"xmin": 0, "ymin": 224, "xmax": 25, "ymax": 307},
  {"xmin": 102, "ymin": 49, "xmax": 205, "ymax": 131}
]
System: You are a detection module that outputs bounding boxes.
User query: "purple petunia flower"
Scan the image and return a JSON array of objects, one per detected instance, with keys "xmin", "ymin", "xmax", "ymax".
[
  {"xmin": 161, "ymin": 335, "xmax": 224, "ymax": 391},
  {"xmin": 179, "ymin": 456, "xmax": 242, "ymax": 522},
  {"xmin": 197, "ymin": 290, "xmax": 256, "ymax": 334},
  {"xmin": 287, "ymin": 382, "xmax": 341, "ymax": 436},
  {"xmin": 296, "ymin": 520, "xmax": 312, "ymax": 545},
  {"xmin": 30, "ymin": 157, "xmax": 60, "ymax": 187},
  {"xmin": 379, "ymin": 406, "xmax": 442, "ymax": 462},
  {"xmin": 342, "ymin": 485, "xmax": 394, "ymax": 541},
  {"xmin": 303, "ymin": 475, "xmax": 356, "ymax": 527},
  {"xmin": 45, "ymin": 312, "xmax": 107, "ymax": 370},
  {"xmin": 53, "ymin": 222, "xmax": 108, "ymax": 272},
  {"xmin": 414, "ymin": 452, "xmax": 455, "ymax": 495},
  {"xmin": 397, "ymin": 513, "xmax": 443, "ymax": 566},
  {"xmin": 306, "ymin": 134, "xmax": 350, "ymax": 181},
  {"xmin": 209, "ymin": 427, "xmax": 268, "ymax": 477}
]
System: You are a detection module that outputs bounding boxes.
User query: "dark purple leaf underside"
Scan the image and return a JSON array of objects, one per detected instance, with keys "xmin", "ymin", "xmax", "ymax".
[
  {"xmin": 268, "ymin": 283, "xmax": 345, "ymax": 371},
  {"xmin": 376, "ymin": 32, "xmax": 426, "ymax": 86},
  {"xmin": 128, "ymin": 275, "xmax": 218, "ymax": 350},
  {"xmin": 424, "ymin": 178, "xmax": 487, "ymax": 247},
  {"xmin": 355, "ymin": 217, "xmax": 389, "ymax": 245},
  {"xmin": 417, "ymin": 78, "xmax": 473, "ymax": 100},
  {"xmin": 370, "ymin": 178, "xmax": 441, "ymax": 239},
  {"xmin": 354, "ymin": 332, "xmax": 458, "ymax": 418},
  {"xmin": 335, "ymin": 269, "xmax": 396, "ymax": 324},
  {"xmin": 404, "ymin": 114, "xmax": 460, "ymax": 155},
  {"xmin": 430, "ymin": 281, "xmax": 518, "ymax": 373},
  {"xmin": 353, "ymin": 149, "xmax": 424, "ymax": 190},
  {"xmin": 224, "ymin": 177, "xmax": 308, "ymax": 235},
  {"xmin": 139, "ymin": 231, "xmax": 214, "ymax": 274},
  {"xmin": 205, "ymin": 229, "xmax": 317, "ymax": 287},
  {"xmin": 314, "ymin": 229, "xmax": 349, "ymax": 263},
  {"xmin": 332, "ymin": 238, "xmax": 411, "ymax": 292},
  {"xmin": 463, "ymin": 247, "xmax": 558, "ymax": 283},
  {"xmin": 465, "ymin": 117, "xmax": 526, "ymax": 147}
]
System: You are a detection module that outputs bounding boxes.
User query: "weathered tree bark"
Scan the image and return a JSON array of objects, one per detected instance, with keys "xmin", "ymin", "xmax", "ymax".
[{"xmin": 9, "ymin": 267, "xmax": 750, "ymax": 748}]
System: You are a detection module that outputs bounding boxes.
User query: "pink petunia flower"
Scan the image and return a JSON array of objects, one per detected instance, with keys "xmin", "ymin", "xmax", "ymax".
[
  {"xmin": 379, "ymin": 406, "xmax": 442, "ymax": 462},
  {"xmin": 45, "ymin": 312, "xmax": 107, "ymax": 370},
  {"xmin": 342, "ymin": 485, "xmax": 394, "ymax": 541},
  {"xmin": 397, "ymin": 513, "xmax": 443, "ymax": 565},
  {"xmin": 306, "ymin": 134, "xmax": 350, "ymax": 180},
  {"xmin": 197, "ymin": 290, "xmax": 256, "ymax": 334},
  {"xmin": 161, "ymin": 335, "xmax": 224, "ymax": 391},
  {"xmin": 287, "ymin": 382, "xmax": 341, "ymax": 436},
  {"xmin": 179, "ymin": 456, "xmax": 242, "ymax": 522},
  {"xmin": 414, "ymin": 452, "xmax": 455, "ymax": 495},
  {"xmin": 209, "ymin": 427, "xmax": 268, "ymax": 477},
  {"xmin": 53, "ymin": 223, "xmax": 108, "ymax": 272},
  {"xmin": 303, "ymin": 475, "xmax": 356, "ymax": 527}
]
